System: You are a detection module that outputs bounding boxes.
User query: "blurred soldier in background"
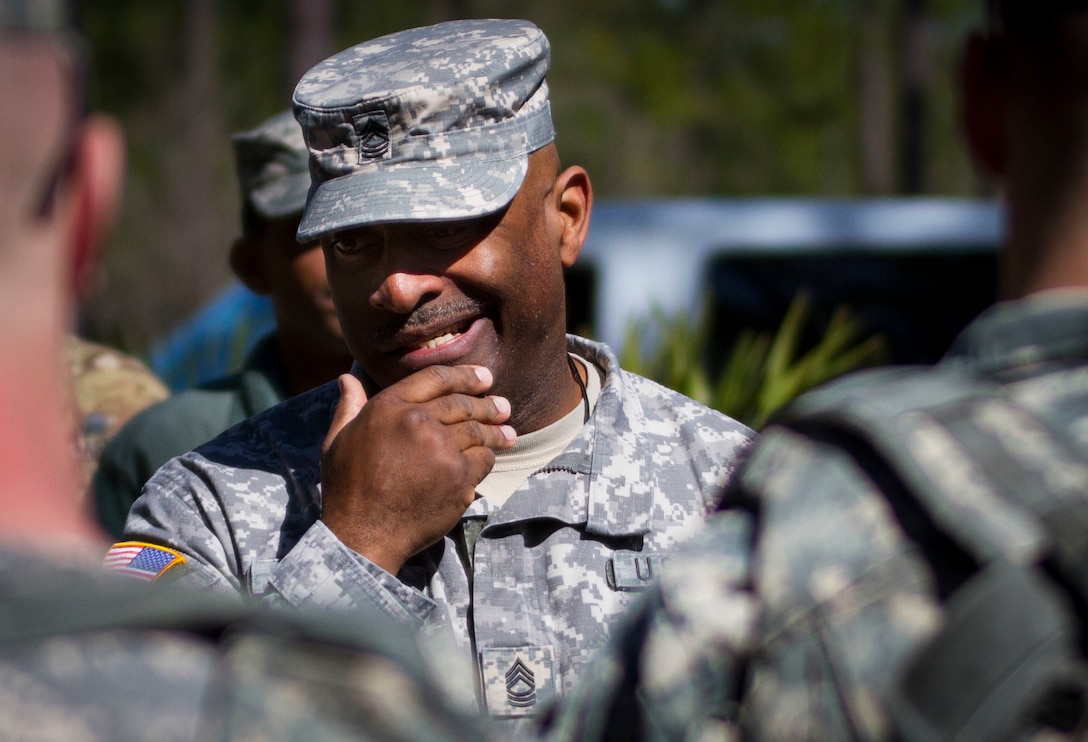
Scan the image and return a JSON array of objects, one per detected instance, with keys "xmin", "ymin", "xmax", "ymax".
[
  {"xmin": 67, "ymin": 336, "xmax": 168, "ymax": 490},
  {"xmin": 539, "ymin": 1, "xmax": 1088, "ymax": 739},
  {"xmin": 92, "ymin": 110, "xmax": 352, "ymax": 537},
  {"xmin": 0, "ymin": 3, "xmax": 487, "ymax": 739}
]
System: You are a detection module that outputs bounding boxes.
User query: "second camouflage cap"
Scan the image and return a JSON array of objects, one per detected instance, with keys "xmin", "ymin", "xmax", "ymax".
[
  {"xmin": 231, "ymin": 110, "xmax": 310, "ymax": 219},
  {"xmin": 292, "ymin": 18, "xmax": 554, "ymax": 240}
]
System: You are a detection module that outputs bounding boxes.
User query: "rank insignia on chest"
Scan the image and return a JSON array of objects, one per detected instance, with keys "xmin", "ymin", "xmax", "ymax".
[
  {"xmin": 103, "ymin": 541, "xmax": 186, "ymax": 582},
  {"xmin": 607, "ymin": 552, "xmax": 668, "ymax": 591},
  {"xmin": 479, "ymin": 646, "xmax": 556, "ymax": 717}
]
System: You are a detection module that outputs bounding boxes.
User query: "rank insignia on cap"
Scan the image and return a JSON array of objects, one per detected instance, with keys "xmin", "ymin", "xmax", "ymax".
[
  {"xmin": 353, "ymin": 111, "xmax": 390, "ymax": 161},
  {"xmin": 103, "ymin": 541, "xmax": 186, "ymax": 582}
]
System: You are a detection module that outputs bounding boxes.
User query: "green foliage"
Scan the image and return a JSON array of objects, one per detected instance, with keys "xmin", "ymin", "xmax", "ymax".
[
  {"xmin": 75, "ymin": 0, "xmax": 986, "ymax": 355},
  {"xmin": 621, "ymin": 293, "xmax": 889, "ymax": 429}
]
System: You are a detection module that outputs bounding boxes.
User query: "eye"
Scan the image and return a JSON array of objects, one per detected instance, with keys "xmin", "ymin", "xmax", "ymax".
[
  {"xmin": 416, "ymin": 220, "xmax": 491, "ymax": 252},
  {"xmin": 327, "ymin": 233, "xmax": 372, "ymax": 256}
]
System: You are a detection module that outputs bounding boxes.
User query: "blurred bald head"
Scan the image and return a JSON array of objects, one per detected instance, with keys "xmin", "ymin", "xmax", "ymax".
[
  {"xmin": 0, "ymin": 0, "xmax": 124, "ymax": 546},
  {"xmin": 0, "ymin": 40, "xmax": 78, "ymax": 246}
]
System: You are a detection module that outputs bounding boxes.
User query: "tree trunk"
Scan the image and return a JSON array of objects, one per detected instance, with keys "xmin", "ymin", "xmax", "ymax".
[
  {"xmin": 900, "ymin": 0, "xmax": 930, "ymax": 194},
  {"xmin": 287, "ymin": 0, "xmax": 334, "ymax": 92},
  {"xmin": 133, "ymin": 0, "xmax": 231, "ymax": 346},
  {"xmin": 858, "ymin": 0, "xmax": 896, "ymax": 195},
  {"xmin": 177, "ymin": 0, "xmax": 221, "ymax": 302}
]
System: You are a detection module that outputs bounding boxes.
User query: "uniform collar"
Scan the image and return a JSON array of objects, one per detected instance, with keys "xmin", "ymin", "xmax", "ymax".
[
  {"xmin": 480, "ymin": 335, "xmax": 655, "ymax": 537},
  {"xmin": 943, "ymin": 289, "xmax": 1088, "ymax": 379}
]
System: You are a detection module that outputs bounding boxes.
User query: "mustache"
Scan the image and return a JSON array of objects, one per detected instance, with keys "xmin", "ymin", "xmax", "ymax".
[{"xmin": 369, "ymin": 297, "xmax": 488, "ymax": 344}]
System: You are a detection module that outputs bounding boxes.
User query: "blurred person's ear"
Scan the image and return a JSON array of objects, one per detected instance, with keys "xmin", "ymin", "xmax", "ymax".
[
  {"xmin": 69, "ymin": 114, "xmax": 125, "ymax": 298},
  {"xmin": 961, "ymin": 31, "xmax": 1008, "ymax": 181}
]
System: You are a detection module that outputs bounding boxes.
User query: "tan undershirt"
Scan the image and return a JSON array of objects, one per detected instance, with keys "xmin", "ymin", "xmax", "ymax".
[{"xmin": 474, "ymin": 353, "xmax": 602, "ymax": 507}]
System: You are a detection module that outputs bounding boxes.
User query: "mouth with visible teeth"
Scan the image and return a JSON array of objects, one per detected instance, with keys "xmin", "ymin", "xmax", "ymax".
[
  {"xmin": 409, "ymin": 319, "xmax": 473, "ymax": 352},
  {"xmin": 371, "ymin": 298, "xmax": 490, "ymax": 370},
  {"xmin": 417, "ymin": 330, "xmax": 461, "ymax": 350}
]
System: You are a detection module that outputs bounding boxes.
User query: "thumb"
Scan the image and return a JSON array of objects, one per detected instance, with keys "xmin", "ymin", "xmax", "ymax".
[{"xmin": 322, "ymin": 373, "xmax": 368, "ymax": 458}]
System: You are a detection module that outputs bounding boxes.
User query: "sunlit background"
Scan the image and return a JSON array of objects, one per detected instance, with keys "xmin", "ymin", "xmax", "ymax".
[{"xmin": 77, "ymin": 0, "xmax": 994, "ymax": 406}]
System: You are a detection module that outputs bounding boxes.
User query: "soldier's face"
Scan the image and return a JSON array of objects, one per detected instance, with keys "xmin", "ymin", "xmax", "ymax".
[
  {"xmin": 321, "ymin": 148, "xmax": 580, "ymax": 426},
  {"xmin": 255, "ymin": 217, "xmax": 347, "ymax": 360}
]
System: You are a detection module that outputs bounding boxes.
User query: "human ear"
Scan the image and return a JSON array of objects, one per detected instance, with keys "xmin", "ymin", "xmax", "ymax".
[
  {"xmin": 961, "ymin": 31, "xmax": 1008, "ymax": 180},
  {"xmin": 70, "ymin": 114, "xmax": 125, "ymax": 298},
  {"xmin": 554, "ymin": 165, "xmax": 592, "ymax": 268},
  {"xmin": 229, "ymin": 233, "xmax": 271, "ymax": 295}
]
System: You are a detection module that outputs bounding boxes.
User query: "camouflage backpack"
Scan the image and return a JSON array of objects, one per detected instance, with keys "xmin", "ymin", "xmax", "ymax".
[
  {"xmin": 0, "ymin": 550, "xmax": 486, "ymax": 741},
  {"xmin": 778, "ymin": 365, "xmax": 1088, "ymax": 740}
]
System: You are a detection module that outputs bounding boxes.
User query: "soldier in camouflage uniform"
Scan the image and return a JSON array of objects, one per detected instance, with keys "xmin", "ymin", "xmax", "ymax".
[
  {"xmin": 91, "ymin": 110, "xmax": 352, "ymax": 538},
  {"xmin": 114, "ymin": 19, "xmax": 754, "ymax": 726},
  {"xmin": 0, "ymin": 3, "xmax": 496, "ymax": 739},
  {"xmin": 67, "ymin": 335, "xmax": 169, "ymax": 491},
  {"xmin": 538, "ymin": 2, "xmax": 1088, "ymax": 740},
  {"xmin": 0, "ymin": 546, "xmax": 493, "ymax": 741}
]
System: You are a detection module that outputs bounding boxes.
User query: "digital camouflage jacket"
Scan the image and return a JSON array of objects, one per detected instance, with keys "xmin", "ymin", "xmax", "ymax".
[
  {"xmin": 539, "ymin": 291, "xmax": 1088, "ymax": 741},
  {"xmin": 119, "ymin": 335, "xmax": 754, "ymax": 723},
  {"xmin": 0, "ymin": 545, "xmax": 491, "ymax": 742},
  {"xmin": 93, "ymin": 333, "xmax": 290, "ymax": 538}
]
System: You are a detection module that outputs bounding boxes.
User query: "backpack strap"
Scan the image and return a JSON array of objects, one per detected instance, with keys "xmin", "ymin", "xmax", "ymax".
[
  {"xmin": 775, "ymin": 366, "xmax": 1088, "ymax": 740},
  {"xmin": 889, "ymin": 561, "xmax": 1088, "ymax": 741},
  {"xmin": 780, "ymin": 366, "xmax": 1088, "ymax": 602}
]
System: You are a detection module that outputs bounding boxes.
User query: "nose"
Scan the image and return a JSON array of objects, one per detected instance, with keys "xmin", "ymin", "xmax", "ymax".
[{"xmin": 370, "ymin": 269, "xmax": 445, "ymax": 314}]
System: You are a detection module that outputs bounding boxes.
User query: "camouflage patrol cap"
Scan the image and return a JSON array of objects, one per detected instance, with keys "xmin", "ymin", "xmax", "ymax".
[
  {"xmin": 292, "ymin": 18, "xmax": 554, "ymax": 241},
  {"xmin": 230, "ymin": 110, "xmax": 309, "ymax": 219}
]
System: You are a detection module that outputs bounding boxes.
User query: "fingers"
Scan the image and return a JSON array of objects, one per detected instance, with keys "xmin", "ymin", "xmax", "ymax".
[
  {"xmin": 453, "ymin": 416, "xmax": 517, "ymax": 453},
  {"xmin": 322, "ymin": 374, "xmax": 369, "ymax": 457},
  {"xmin": 396, "ymin": 364, "xmax": 496, "ymax": 403},
  {"xmin": 403, "ymin": 411, "xmax": 514, "ymax": 459},
  {"xmin": 429, "ymin": 391, "xmax": 512, "ymax": 427},
  {"xmin": 490, "ymin": 394, "xmax": 511, "ymax": 421},
  {"xmin": 461, "ymin": 446, "xmax": 500, "ymax": 491},
  {"xmin": 389, "ymin": 364, "xmax": 517, "ymax": 443}
]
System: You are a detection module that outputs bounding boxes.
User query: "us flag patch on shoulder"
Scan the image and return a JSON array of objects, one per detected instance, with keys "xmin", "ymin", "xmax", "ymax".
[{"xmin": 103, "ymin": 541, "xmax": 186, "ymax": 582}]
